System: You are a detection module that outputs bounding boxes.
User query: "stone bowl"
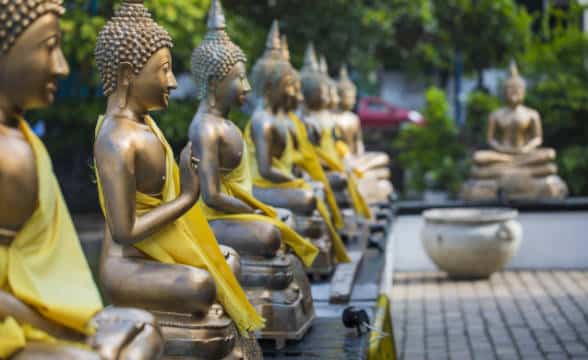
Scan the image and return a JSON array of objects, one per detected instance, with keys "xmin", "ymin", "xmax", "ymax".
[{"xmin": 421, "ymin": 208, "xmax": 522, "ymax": 279}]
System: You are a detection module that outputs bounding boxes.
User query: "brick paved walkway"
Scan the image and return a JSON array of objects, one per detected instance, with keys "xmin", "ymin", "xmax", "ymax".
[{"xmin": 391, "ymin": 271, "xmax": 588, "ymax": 360}]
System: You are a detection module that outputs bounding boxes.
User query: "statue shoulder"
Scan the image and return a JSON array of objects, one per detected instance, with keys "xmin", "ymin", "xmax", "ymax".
[
  {"xmin": 94, "ymin": 116, "xmax": 139, "ymax": 167},
  {"xmin": 0, "ymin": 133, "xmax": 35, "ymax": 173},
  {"xmin": 188, "ymin": 113, "xmax": 222, "ymax": 148},
  {"xmin": 522, "ymin": 105, "xmax": 540, "ymax": 119}
]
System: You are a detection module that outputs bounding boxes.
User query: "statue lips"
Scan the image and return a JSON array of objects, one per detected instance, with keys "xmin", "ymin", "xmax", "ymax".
[{"xmin": 46, "ymin": 81, "xmax": 58, "ymax": 103}]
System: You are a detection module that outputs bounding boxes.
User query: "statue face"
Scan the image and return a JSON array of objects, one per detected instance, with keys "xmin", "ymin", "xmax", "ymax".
[
  {"xmin": 0, "ymin": 13, "xmax": 69, "ymax": 111},
  {"xmin": 269, "ymin": 71, "xmax": 296, "ymax": 110},
  {"xmin": 339, "ymin": 89, "xmax": 356, "ymax": 111},
  {"xmin": 505, "ymin": 81, "xmax": 525, "ymax": 106},
  {"xmin": 329, "ymin": 84, "xmax": 340, "ymax": 110},
  {"xmin": 319, "ymin": 82, "xmax": 330, "ymax": 109},
  {"xmin": 128, "ymin": 47, "xmax": 177, "ymax": 112},
  {"xmin": 285, "ymin": 78, "xmax": 303, "ymax": 111},
  {"xmin": 215, "ymin": 61, "xmax": 251, "ymax": 108}
]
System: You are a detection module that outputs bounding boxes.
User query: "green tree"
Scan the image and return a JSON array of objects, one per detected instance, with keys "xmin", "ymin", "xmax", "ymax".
[
  {"xmin": 521, "ymin": 1, "xmax": 588, "ymax": 195},
  {"xmin": 394, "ymin": 87, "xmax": 466, "ymax": 195}
]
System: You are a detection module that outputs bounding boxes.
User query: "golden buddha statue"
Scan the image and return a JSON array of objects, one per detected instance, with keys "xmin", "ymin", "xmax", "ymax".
[
  {"xmin": 245, "ymin": 24, "xmax": 350, "ymax": 278},
  {"xmin": 93, "ymin": 1, "xmax": 262, "ymax": 358},
  {"xmin": 462, "ymin": 62, "xmax": 568, "ymax": 200},
  {"xmin": 188, "ymin": 0, "xmax": 317, "ymax": 348},
  {"xmin": 299, "ymin": 46, "xmax": 372, "ymax": 244},
  {"xmin": 335, "ymin": 65, "xmax": 393, "ymax": 205},
  {"xmin": 0, "ymin": 1, "xmax": 165, "ymax": 359}
]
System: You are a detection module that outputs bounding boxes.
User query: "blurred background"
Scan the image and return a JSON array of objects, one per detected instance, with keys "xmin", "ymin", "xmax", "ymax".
[{"xmin": 36, "ymin": 0, "xmax": 588, "ymax": 212}]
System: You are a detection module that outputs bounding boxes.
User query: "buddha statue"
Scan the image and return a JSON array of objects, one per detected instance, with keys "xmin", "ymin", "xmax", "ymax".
[
  {"xmin": 462, "ymin": 62, "xmax": 568, "ymax": 200},
  {"xmin": 335, "ymin": 65, "xmax": 393, "ymax": 205},
  {"xmin": 188, "ymin": 0, "xmax": 317, "ymax": 348},
  {"xmin": 93, "ymin": 1, "xmax": 263, "ymax": 358},
  {"xmin": 0, "ymin": 1, "xmax": 165, "ymax": 359},
  {"xmin": 245, "ymin": 24, "xmax": 350, "ymax": 278}
]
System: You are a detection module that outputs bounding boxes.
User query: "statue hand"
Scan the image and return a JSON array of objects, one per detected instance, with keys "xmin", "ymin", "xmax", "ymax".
[{"xmin": 179, "ymin": 143, "xmax": 200, "ymax": 199}]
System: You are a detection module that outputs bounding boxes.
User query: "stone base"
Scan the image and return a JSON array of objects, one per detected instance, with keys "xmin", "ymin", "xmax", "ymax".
[
  {"xmin": 156, "ymin": 307, "xmax": 236, "ymax": 360},
  {"xmin": 241, "ymin": 255, "xmax": 315, "ymax": 349},
  {"xmin": 462, "ymin": 174, "xmax": 568, "ymax": 201},
  {"xmin": 294, "ymin": 213, "xmax": 335, "ymax": 279}
]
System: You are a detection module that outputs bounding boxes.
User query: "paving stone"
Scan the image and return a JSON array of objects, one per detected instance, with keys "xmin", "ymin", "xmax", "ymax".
[{"xmin": 392, "ymin": 271, "xmax": 588, "ymax": 360}]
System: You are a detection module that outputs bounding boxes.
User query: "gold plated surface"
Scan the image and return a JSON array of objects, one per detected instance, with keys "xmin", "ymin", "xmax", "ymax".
[
  {"xmin": 188, "ymin": 4, "xmax": 315, "ymax": 346},
  {"xmin": 0, "ymin": 1, "xmax": 164, "ymax": 358}
]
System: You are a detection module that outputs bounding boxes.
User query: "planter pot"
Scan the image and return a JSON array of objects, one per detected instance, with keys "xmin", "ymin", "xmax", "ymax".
[{"xmin": 421, "ymin": 208, "xmax": 522, "ymax": 279}]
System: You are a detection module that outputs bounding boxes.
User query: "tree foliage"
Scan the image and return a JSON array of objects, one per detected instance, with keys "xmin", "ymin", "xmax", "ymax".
[{"xmin": 394, "ymin": 87, "xmax": 466, "ymax": 195}]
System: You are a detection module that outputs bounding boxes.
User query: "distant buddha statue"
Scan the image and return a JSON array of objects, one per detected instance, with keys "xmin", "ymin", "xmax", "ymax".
[
  {"xmin": 335, "ymin": 65, "xmax": 393, "ymax": 204},
  {"xmin": 188, "ymin": 1, "xmax": 317, "ymax": 348},
  {"xmin": 93, "ymin": 1, "xmax": 262, "ymax": 358},
  {"xmin": 0, "ymin": 1, "xmax": 165, "ymax": 358},
  {"xmin": 463, "ymin": 62, "xmax": 568, "ymax": 200},
  {"xmin": 245, "ymin": 23, "xmax": 350, "ymax": 277}
]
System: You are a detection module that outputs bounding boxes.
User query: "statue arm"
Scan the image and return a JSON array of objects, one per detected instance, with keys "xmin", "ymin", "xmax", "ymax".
[
  {"xmin": 251, "ymin": 118, "xmax": 293, "ymax": 183},
  {"xmin": 522, "ymin": 111, "xmax": 543, "ymax": 153},
  {"xmin": 192, "ymin": 123, "xmax": 254, "ymax": 214},
  {"xmin": 95, "ymin": 139, "xmax": 197, "ymax": 246},
  {"xmin": 0, "ymin": 290, "xmax": 85, "ymax": 341}
]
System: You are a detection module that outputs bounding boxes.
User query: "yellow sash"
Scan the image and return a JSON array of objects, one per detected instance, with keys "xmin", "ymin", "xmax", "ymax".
[
  {"xmin": 94, "ymin": 116, "xmax": 264, "ymax": 335},
  {"xmin": 288, "ymin": 113, "xmax": 344, "ymax": 229},
  {"xmin": 243, "ymin": 120, "xmax": 349, "ymax": 263},
  {"xmin": 317, "ymin": 128, "xmax": 372, "ymax": 220},
  {"xmin": 0, "ymin": 119, "xmax": 103, "ymax": 357},
  {"xmin": 198, "ymin": 128, "xmax": 319, "ymax": 267}
]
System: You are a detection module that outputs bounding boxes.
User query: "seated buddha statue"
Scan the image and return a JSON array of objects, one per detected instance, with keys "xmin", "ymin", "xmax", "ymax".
[
  {"xmin": 245, "ymin": 24, "xmax": 350, "ymax": 277},
  {"xmin": 188, "ymin": 1, "xmax": 317, "ymax": 348},
  {"xmin": 335, "ymin": 66, "xmax": 393, "ymax": 205},
  {"xmin": 93, "ymin": 1, "xmax": 263, "ymax": 358},
  {"xmin": 0, "ymin": 1, "xmax": 165, "ymax": 359},
  {"xmin": 299, "ymin": 47, "xmax": 372, "ymax": 243},
  {"xmin": 462, "ymin": 62, "xmax": 568, "ymax": 200}
]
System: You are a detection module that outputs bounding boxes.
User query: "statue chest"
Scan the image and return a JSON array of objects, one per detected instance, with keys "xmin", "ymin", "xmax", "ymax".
[
  {"xmin": 134, "ymin": 131, "xmax": 167, "ymax": 195},
  {"xmin": 498, "ymin": 111, "xmax": 531, "ymax": 134},
  {"xmin": 218, "ymin": 123, "xmax": 244, "ymax": 172}
]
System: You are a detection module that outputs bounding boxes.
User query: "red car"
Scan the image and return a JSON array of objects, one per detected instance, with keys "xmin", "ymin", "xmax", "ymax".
[{"xmin": 357, "ymin": 97, "xmax": 425, "ymax": 128}]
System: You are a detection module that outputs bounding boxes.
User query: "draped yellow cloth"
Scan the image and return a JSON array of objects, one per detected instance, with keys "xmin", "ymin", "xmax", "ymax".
[
  {"xmin": 288, "ymin": 113, "xmax": 343, "ymax": 229},
  {"xmin": 243, "ymin": 119, "xmax": 350, "ymax": 264},
  {"xmin": 0, "ymin": 119, "xmax": 103, "ymax": 357},
  {"xmin": 94, "ymin": 116, "xmax": 264, "ymax": 335},
  {"xmin": 197, "ymin": 128, "xmax": 318, "ymax": 268},
  {"xmin": 317, "ymin": 128, "xmax": 372, "ymax": 220}
]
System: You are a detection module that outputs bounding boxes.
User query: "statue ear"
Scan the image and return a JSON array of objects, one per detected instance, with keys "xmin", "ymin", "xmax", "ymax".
[
  {"xmin": 207, "ymin": 80, "xmax": 216, "ymax": 108},
  {"xmin": 117, "ymin": 62, "xmax": 133, "ymax": 109}
]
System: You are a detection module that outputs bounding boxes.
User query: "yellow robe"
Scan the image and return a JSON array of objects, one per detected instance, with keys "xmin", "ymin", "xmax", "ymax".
[
  {"xmin": 0, "ymin": 119, "xmax": 103, "ymax": 358},
  {"xmin": 244, "ymin": 120, "xmax": 350, "ymax": 264},
  {"xmin": 94, "ymin": 116, "xmax": 264, "ymax": 335},
  {"xmin": 317, "ymin": 126, "xmax": 372, "ymax": 220},
  {"xmin": 288, "ymin": 112, "xmax": 343, "ymax": 230},
  {"xmin": 197, "ymin": 130, "xmax": 319, "ymax": 268}
]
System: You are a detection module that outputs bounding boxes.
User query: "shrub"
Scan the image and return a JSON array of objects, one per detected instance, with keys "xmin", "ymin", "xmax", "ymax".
[{"xmin": 394, "ymin": 86, "xmax": 465, "ymax": 195}]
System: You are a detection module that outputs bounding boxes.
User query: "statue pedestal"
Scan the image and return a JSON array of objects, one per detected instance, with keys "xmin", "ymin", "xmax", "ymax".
[
  {"xmin": 240, "ymin": 254, "xmax": 315, "ymax": 349},
  {"xmin": 462, "ymin": 172, "xmax": 568, "ymax": 201},
  {"xmin": 156, "ymin": 307, "xmax": 236, "ymax": 360},
  {"xmin": 294, "ymin": 213, "xmax": 335, "ymax": 279}
]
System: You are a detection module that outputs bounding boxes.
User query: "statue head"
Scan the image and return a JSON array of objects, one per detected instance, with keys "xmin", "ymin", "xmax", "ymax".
[
  {"xmin": 191, "ymin": 0, "xmax": 250, "ymax": 112},
  {"xmin": 338, "ymin": 65, "xmax": 357, "ymax": 111},
  {"xmin": 280, "ymin": 35, "xmax": 303, "ymax": 112},
  {"xmin": 264, "ymin": 61, "xmax": 297, "ymax": 112},
  {"xmin": 250, "ymin": 20, "xmax": 284, "ymax": 105},
  {"xmin": 95, "ymin": 0, "xmax": 176, "ymax": 112},
  {"xmin": 0, "ymin": 0, "xmax": 69, "ymax": 113},
  {"xmin": 300, "ymin": 43, "xmax": 329, "ymax": 111},
  {"xmin": 319, "ymin": 55, "xmax": 339, "ymax": 110},
  {"xmin": 504, "ymin": 61, "xmax": 525, "ymax": 107}
]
